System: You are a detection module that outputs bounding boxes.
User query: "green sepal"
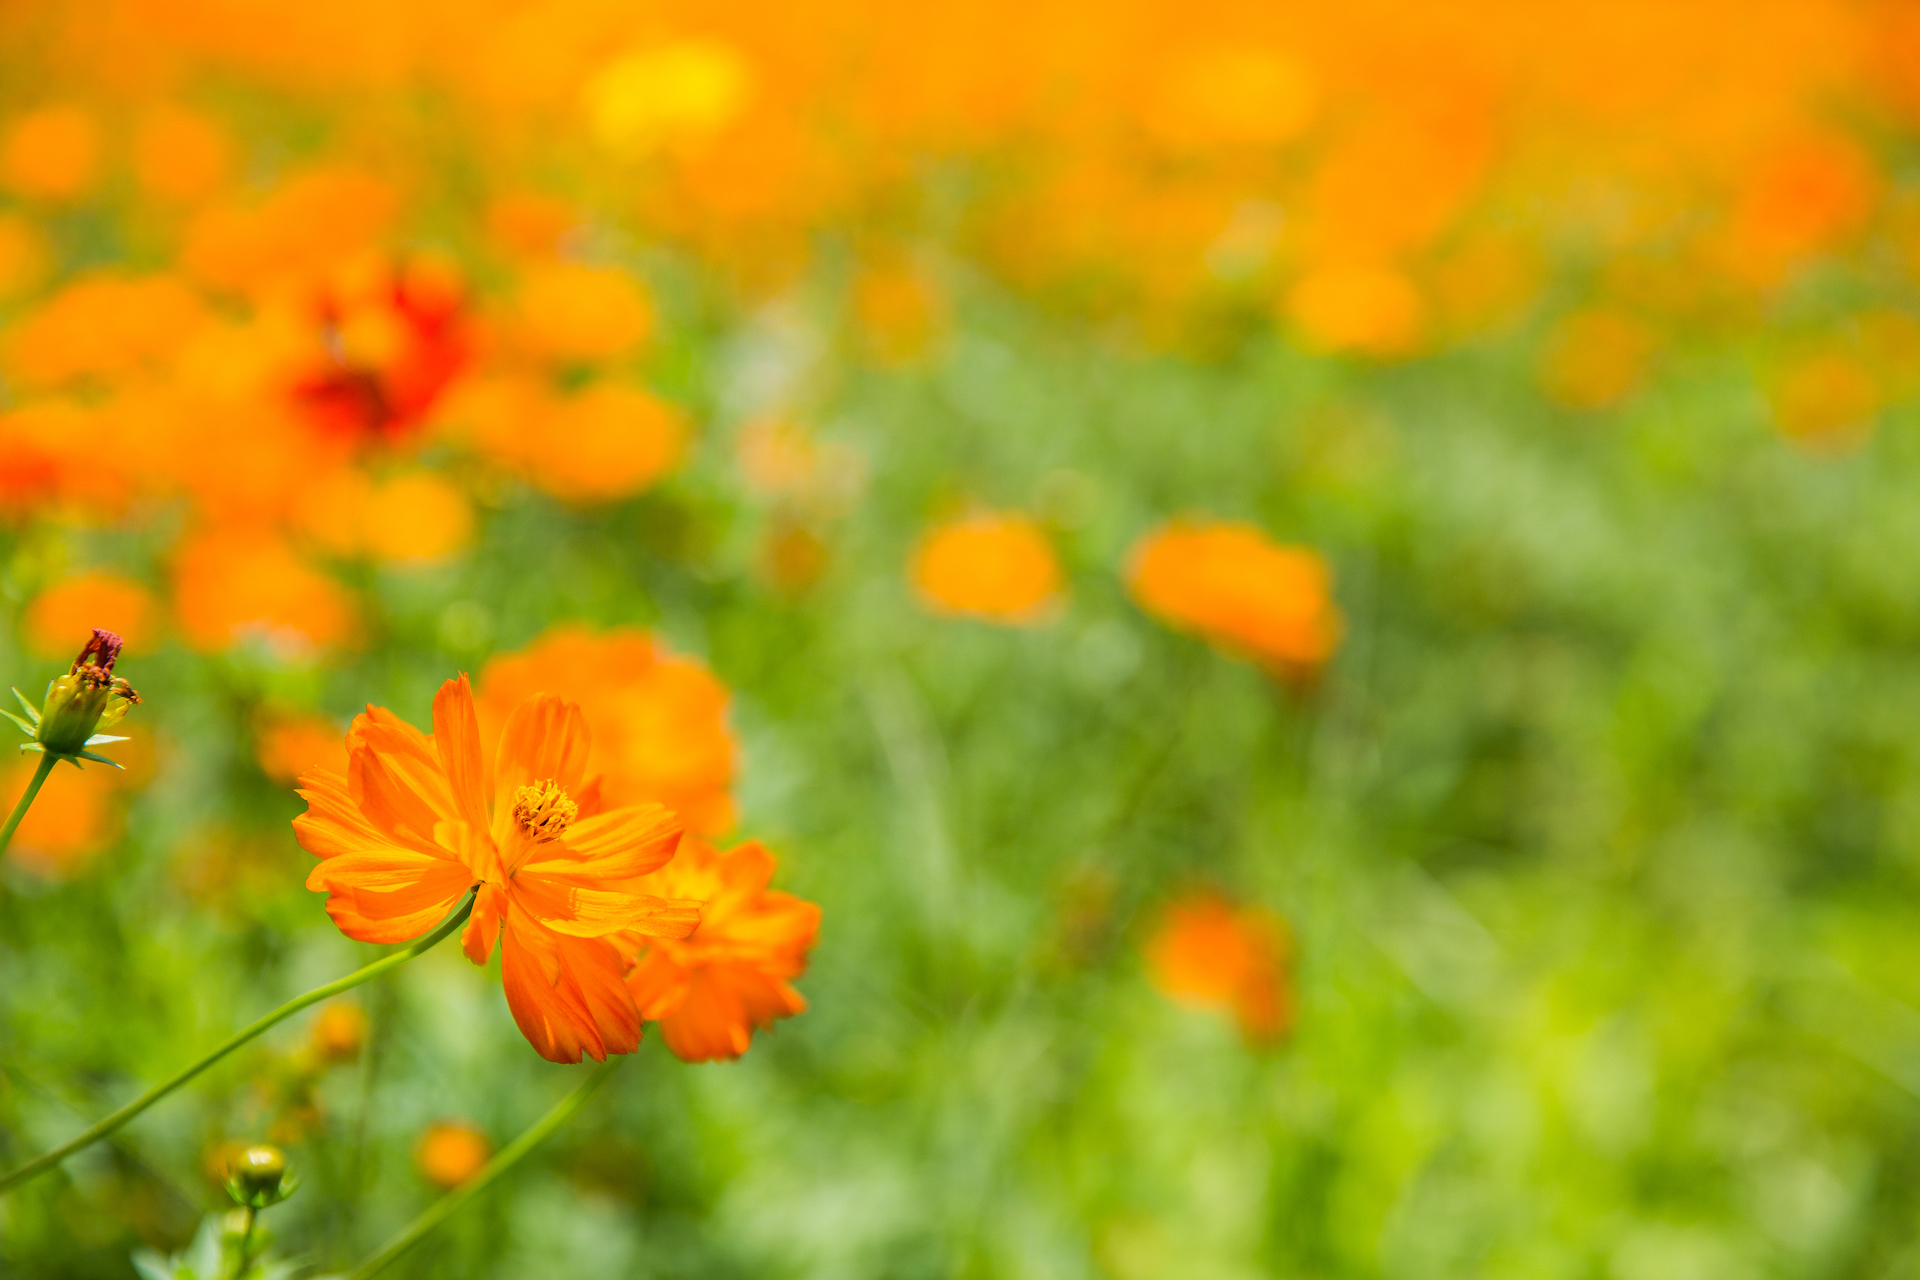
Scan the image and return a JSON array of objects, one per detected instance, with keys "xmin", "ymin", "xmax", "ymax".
[
  {"xmin": 85, "ymin": 733, "xmax": 129, "ymax": 746},
  {"xmin": 2, "ymin": 709, "xmax": 34, "ymax": 736},
  {"xmin": 11, "ymin": 688, "xmax": 40, "ymax": 726},
  {"xmin": 73, "ymin": 749, "xmax": 123, "ymax": 769},
  {"xmin": 17, "ymin": 742, "xmax": 43, "ymax": 754}
]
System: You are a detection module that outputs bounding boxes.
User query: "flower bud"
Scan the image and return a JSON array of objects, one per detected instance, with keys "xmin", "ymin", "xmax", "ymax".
[
  {"xmin": 225, "ymin": 1143, "xmax": 297, "ymax": 1208},
  {"xmin": 7, "ymin": 628, "xmax": 140, "ymax": 767}
]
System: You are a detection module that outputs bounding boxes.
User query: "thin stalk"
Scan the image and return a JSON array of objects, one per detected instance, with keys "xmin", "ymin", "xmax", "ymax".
[
  {"xmin": 0, "ymin": 892, "xmax": 475, "ymax": 1195},
  {"xmin": 344, "ymin": 1056, "xmax": 623, "ymax": 1279},
  {"xmin": 231, "ymin": 1204, "xmax": 258, "ymax": 1280},
  {"xmin": 0, "ymin": 752, "xmax": 56, "ymax": 858}
]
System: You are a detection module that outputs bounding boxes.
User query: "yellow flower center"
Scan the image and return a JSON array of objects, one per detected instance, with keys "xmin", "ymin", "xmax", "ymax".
[{"xmin": 512, "ymin": 778, "xmax": 578, "ymax": 840}]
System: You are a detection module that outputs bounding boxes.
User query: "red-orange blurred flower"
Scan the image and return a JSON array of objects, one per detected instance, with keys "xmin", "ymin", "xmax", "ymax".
[
  {"xmin": 289, "ymin": 256, "xmax": 471, "ymax": 444},
  {"xmin": 1, "ymin": 105, "xmax": 100, "ymax": 201},
  {"xmin": 1145, "ymin": 891, "xmax": 1292, "ymax": 1045},
  {"xmin": 911, "ymin": 511, "xmax": 1062, "ymax": 624},
  {"xmin": 1128, "ymin": 521, "xmax": 1342, "ymax": 674},
  {"xmin": 477, "ymin": 626, "xmax": 736, "ymax": 835},
  {"xmin": 619, "ymin": 839, "xmax": 819, "ymax": 1062},
  {"xmin": 309, "ymin": 1001, "xmax": 369, "ymax": 1064},
  {"xmin": 294, "ymin": 675, "xmax": 700, "ymax": 1062}
]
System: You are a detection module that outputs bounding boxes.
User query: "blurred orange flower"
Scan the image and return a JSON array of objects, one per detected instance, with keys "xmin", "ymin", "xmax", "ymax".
[
  {"xmin": 1145, "ymin": 890, "xmax": 1292, "ymax": 1045},
  {"xmin": 416, "ymin": 1121, "xmax": 491, "ymax": 1188},
  {"xmin": 514, "ymin": 262, "xmax": 651, "ymax": 363},
  {"xmin": 172, "ymin": 530, "xmax": 358, "ymax": 658},
  {"xmin": 1, "ymin": 105, "xmax": 100, "ymax": 201},
  {"xmin": 0, "ymin": 754, "xmax": 124, "ymax": 879},
  {"xmin": 133, "ymin": 104, "xmax": 232, "ymax": 203},
  {"xmin": 24, "ymin": 573, "xmax": 157, "ymax": 658},
  {"xmin": 1128, "ymin": 521, "xmax": 1342, "ymax": 673},
  {"xmin": 359, "ymin": 471, "xmax": 476, "ymax": 563},
  {"xmin": 477, "ymin": 627, "xmax": 736, "ymax": 835},
  {"xmin": 1771, "ymin": 350, "xmax": 1881, "ymax": 452},
  {"xmin": 295, "ymin": 675, "xmax": 698, "ymax": 1063},
  {"xmin": 448, "ymin": 376, "xmax": 686, "ymax": 503},
  {"xmin": 620, "ymin": 839, "xmax": 820, "ymax": 1062},
  {"xmin": 310, "ymin": 1001, "xmax": 369, "ymax": 1064},
  {"xmin": 911, "ymin": 512, "xmax": 1063, "ymax": 624},
  {"xmin": 254, "ymin": 708, "xmax": 349, "ymax": 785},
  {"xmin": 1537, "ymin": 308, "xmax": 1657, "ymax": 410},
  {"xmin": 1287, "ymin": 263, "xmax": 1425, "ymax": 357}
]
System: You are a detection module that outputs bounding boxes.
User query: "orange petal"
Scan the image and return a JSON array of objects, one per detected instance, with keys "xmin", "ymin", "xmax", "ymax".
[
  {"xmin": 498, "ymin": 911, "xmax": 640, "ymax": 1063},
  {"xmin": 656, "ymin": 968, "xmax": 754, "ymax": 1062},
  {"xmin": 310, "ymin": 854, "xmax": 471, "ymax": 944},
  {"xmin": 512, "ymin": 874, "xmax": 700, "ymax": 939},
  {"xmin": 462, "ymin": 880, "xmax": 506, "ymax": 964},
  {"xmin": 532, "ymin": 802, "xmax": 682, "ymax": 879},
  {"xmin": 347, "ymin": 717, "xmax": 461, "ymax": 852},
  {"xmin": 432, "ymin": 674, "xmax": 495, "ymax": 837},
  {"xmin": 294, "ymin": 769, "xmax": 390, "ymax": 860},
  {"xmin": 491, "ymin": 694, "xmax": 592, "ymax": 822},
  {"xmin": 625, "ymin": 948, "xmax": 691, "ymax": 1020}
]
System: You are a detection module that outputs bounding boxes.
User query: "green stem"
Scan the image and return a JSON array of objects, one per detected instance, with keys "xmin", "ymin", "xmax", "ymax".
[
  {"xmin": 0, "ymin": 752, "xmax": 56, "ymax": 859},
  {"xmin": 0, "ymin": 892, "xmax": 476, "ymax": 1195},
  {"xmin": 344, "ymin": 1056, "xmax": 623, "ymax": 1279},
  {"xmin": 231, "ymin": 1204, "xmax": 257, "ymax": 1280}
]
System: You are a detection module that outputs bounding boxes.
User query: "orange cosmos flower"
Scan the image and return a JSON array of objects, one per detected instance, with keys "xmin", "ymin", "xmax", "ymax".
[
  {"xmin": 619, "ymin": 839, "xmax": 820, "ymax": 1062},
  {"xmin": 477, "ymin": 627, "xmax": 736, "ymax": 835},
  {"xmin": 1128, "ymin": 521, "xmax": 1342, "ymax": 674},
  {"xmin": 295, "ymin": 675, "xmax": 700, "ymax": 1063},
  {"xmin": 1145, "ymin": 891, "xmax": 1293, "ymax": 1045},
  {"xmin": 911, "ymin": 511, "xmax": 1063, "ymax": 624}
]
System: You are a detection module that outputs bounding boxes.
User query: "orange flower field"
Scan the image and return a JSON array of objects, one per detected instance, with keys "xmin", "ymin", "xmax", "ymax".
[{"xmin": 4, "ymin": 0, "xmax": 1920, "ymax": 1275}]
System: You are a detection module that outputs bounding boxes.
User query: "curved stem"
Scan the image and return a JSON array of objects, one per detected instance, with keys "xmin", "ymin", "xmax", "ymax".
[
  {"xmin": 344, "ymin": 1056, "xmax": 623, "ymax": 1279},
  {"xmin": 0, "ymin": 892, "xmax": 475, "ymax": 1195},
  {"xmin": 231, "ymin": 1204, "xmax": 258, "ymax": 1280},
  {"xmin": 0, "ymin": 752, "xmax": 56, "ymax": 859}
]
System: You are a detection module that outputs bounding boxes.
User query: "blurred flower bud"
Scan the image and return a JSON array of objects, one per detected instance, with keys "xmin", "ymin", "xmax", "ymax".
[{"xmin": 7, "ymin": 629, "xmax": 141, "ymax": 766}]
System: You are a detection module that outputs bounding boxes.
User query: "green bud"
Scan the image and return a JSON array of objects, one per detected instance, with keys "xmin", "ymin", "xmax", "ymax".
[
  {"xmin": 225, "ymin": 1143, "xmax": 298, "ymax": 1209},
  {"xmin": 6, "ymin": 629, "xmax": 140, "ymax": 768}
]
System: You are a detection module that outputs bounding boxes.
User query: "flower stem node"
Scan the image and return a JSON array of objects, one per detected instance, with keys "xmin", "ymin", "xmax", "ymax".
[
  {"xmin": 5, "ymin": 628, "xmax": 141, "ymax": 767},
  {"xmin": 225, "ymin": 1144, "xmax": 298, "ymax": 1209}
]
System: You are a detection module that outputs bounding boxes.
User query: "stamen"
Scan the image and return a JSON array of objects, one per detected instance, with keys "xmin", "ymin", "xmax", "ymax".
[{"xmin": 512, "ymin": 778, "xmax": 578, "ymax": 840}]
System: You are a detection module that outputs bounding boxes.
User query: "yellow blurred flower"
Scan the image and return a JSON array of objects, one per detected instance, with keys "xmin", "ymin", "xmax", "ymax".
[{"xmin": 585, "ymin": 39, "xmax": 755, "ymax": 155}]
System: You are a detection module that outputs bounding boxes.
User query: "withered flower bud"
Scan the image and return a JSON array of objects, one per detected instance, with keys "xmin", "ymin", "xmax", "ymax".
[{"xmin": 5, "ymin": 628, "xmax": 141, "ymax": 767}]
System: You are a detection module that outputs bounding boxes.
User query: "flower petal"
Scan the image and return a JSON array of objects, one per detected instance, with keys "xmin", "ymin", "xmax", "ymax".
[
  {"xmin": 512, "ymin": 872, "xmax": 701, "ymax": 939},
  {"xmin": 499, "ymin": 909, "xmax": 641, "ymax": 1063},
  {"xmin": 432, "ymin": 675, "xmax": 495, "ymax": 838},
  {"xmin": 527, "ymin": 802, "xmax": 682, "ymax": 880},
  {"xmin": 492, "ymin": 693, "xmax": 592, "ymax": 820},
  {"xmin": 462, "ymin": 880, "xmax": 506, "ymax": 965},
  {"xmin": 307, "ymin": 853, "xmax": 472, "ymax": 945}
]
